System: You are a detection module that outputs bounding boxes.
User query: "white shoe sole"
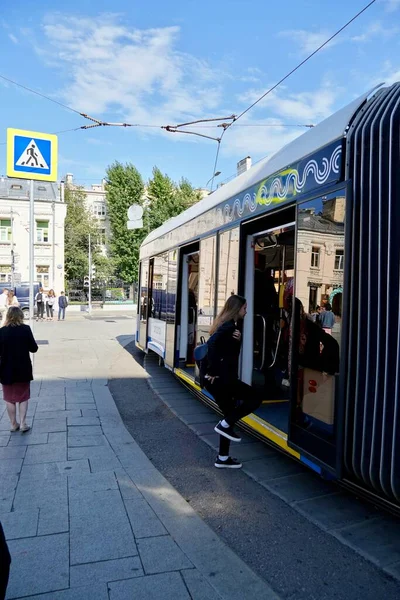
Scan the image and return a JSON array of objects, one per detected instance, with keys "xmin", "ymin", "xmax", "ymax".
[
  {"xmin": 214, "ymin": 424, "xmax": 241, "ymax": 442},
  {"xmin": 214, "ymin": 462, "xmax": 242, "ymax": 469}
]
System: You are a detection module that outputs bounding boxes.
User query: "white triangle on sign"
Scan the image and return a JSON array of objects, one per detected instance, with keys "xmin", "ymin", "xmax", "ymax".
[{"xmin": 16, "ymin": 139, "xmax": 49, "ymax": 170}]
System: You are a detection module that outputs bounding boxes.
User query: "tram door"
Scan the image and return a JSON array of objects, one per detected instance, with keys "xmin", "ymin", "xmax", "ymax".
[
  {"xmin": 242, "ymin": 220, "xmax": 295, "ymax": 432},
  {"xmin": 178, "ymin": 248, "xmax": 199, "ymax": 375}
]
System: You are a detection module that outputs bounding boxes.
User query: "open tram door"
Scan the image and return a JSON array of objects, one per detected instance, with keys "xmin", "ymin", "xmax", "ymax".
[
  {"xmin": 241, "ymin": 212, "xmax": 295, "ymax": 434},
  {"xmin": 177, "ymin": 243, "xmax": 199, "ymax": 376}
]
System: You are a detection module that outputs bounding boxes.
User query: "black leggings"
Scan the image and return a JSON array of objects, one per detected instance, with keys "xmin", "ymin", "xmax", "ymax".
[
  {"xmin": 207, "ymin": 379, "xmax": 262, "ymax": 456},
  {"xmin": 37, "ymin": 302, "xmax": 44, "ymax": 319},
  {"xmin": 46, "ymin": 303, "xmax": 54, "ymax": 318}
]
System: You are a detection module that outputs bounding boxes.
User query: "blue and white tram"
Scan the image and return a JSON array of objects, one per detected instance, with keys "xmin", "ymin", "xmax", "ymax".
[{"xmin": 137, "ymin": 83, "xmax": 400, "ymax": 508}]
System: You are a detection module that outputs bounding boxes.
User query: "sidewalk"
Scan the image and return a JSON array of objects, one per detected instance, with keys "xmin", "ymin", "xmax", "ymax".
[{"xmin": 0, "ymin": 320, "xmax": 279, "ymax": 600}]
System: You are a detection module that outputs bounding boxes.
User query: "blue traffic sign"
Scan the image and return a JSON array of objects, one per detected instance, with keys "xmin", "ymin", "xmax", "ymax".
[{"xmin": 7, "ymin": 128, "xmax": 58, "ymax": 181}]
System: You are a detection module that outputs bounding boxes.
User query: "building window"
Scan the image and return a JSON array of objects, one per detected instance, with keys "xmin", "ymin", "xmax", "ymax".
[
  {"xmin": 36, "ymin": 266, "xmax": 49, "ymax": 288},
  {"xmin": 335, "ymin": 249, "xmax": 344, "ymax": 270},
  {"xmin": 97, "ymin": 228, "xmax": 106, "ymax": 246},
  {"xmin": 36, "ymin": 220, "xmax": 49, "ymax": 243},
  {"xmin": 311, "ymin": 246, "xmax": 320, "ymax": 268},
  {"xmin": 0, "ymin": 219, "xmax": 11, "ymax": 242},
  {"xmin": 0, "ymin": 265, "xmax": 11, "ymax": 283},
  {"xmin": 93, "ymin": 202, "xmax": 106, "ymax": 217}
]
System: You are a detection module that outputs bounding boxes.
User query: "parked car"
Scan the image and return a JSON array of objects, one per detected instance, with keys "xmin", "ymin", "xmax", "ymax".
[{"xmin": 0, "ymin": 282, "xmax": 40, "ymax": 320}]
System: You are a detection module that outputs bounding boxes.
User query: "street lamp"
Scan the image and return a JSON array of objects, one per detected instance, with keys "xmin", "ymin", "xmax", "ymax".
[{"xmin": 206, "ymin": 171, "xmax": 221, "ymax": 192}]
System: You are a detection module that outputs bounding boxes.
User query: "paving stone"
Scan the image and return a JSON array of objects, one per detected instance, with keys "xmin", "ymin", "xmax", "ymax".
[
  {"xmin": 49, "ymin": 432, "xmax": 67, "ymax": 445},
  {"xmin": 68, "ymin": 433, "xmax": 107, "ymax": 447},
  {"xmin": 137, "ymin": 535, "xmax": 192, "ymax": 574},
  {"xmin": 66, "ymin": 403, "xmax": 96, "ymax": 412},
  {"xmin": 0, "ymin": 474, "xmax": 19, "ymax": 512},
  {"xmin": 108, "ymin": 572, "xmax": 191, "ymax": 600},
  {"xmin": 14, "ymin": 475, "xmax": 67, "ymax": 511},
  {"xmin": 0, "ymin": 433, "xmax": 10, "ymax": 446},
  {"xmin": 0, "ymin": 458, "xmax": 23, "ymax": 475},
  {"xmin": 25, "ymin": 443, "xmax": 67, "ymax": 464},
  {"xmin": 242, "ymin": 454, "xmax": 304, "ymax": 482},
  {"xmin": 68, "ymin": 425, "xmax": 102, "ymax": 435},
  {"xmin": 68, "ymin": 471, "xmax": 118, "ymax": 496},
  {"xmin": 115, "ymin": 470, "xmax": 142, "ymax": 499},
  {"xmin": 70, "ymin": 556, "xmax": 143, "ymax": 587},
  {"xmin": 0, "ymin": 508, "xmax": 39, "ymax": 539},
  {"xmin": 38, "ymin": 503, "xmax": 69, "ymax": 535},
  {"xmin": 233, "ymin": 442, "xmax": 278, "ymax": 462},
  {"xmin": 189, "ymin": 422, "xmax": 219, "ymax": 436},
  {"xmin": 69, "ymin": 446, "xmax": 121, "ymax": 472},
  {"xmin": 260, "ymin": 471, "xmax": 337, "ymax": 503},
  {"xmin": 24, "ymin": 583, "xmax": 109, "ymax": 600},
  {"xmin": 182, "ymin": 414, "xmax": 218, "ymax": 424},
  {"xmin": 181, "ymin": 569, "xmax": 223, "ymax": 600},
  {"xmin": 8, "ymin": 432, "xmax": 49, "ymax": 446},
  {"xmin": 36, "ymin": 401, "xmax": 66, "ymax": 413},
  {"xmin": 81, "ymin": 408, "xmax": 99, "ymax": 417},
  {"xmin": 0, "ymin": 445, "xmax": 26, "ymax": 459},
  {"xmin": 32, "ymin": 418, "xmax": 67, "ymax": 433},
  {"xmin": 67, "ymin": 416, "xmax": 100, "ymax": 426},
  {"xmin": 294, "ymin": 492, "xmax": 379, "ymax": 530},
  {"xmin": 337, "ymin": 516, "xmax": 400, "ymax": 565},
  {"xmin": 7, "ymin": 533, "xmax": 69, "ymax": 598},
  {"xmin": 124, "ymin": 498, "xmax": 168, "ymax": 539},
  {"xmin": 69, "ymin": 490, "xmax": 137, "ymax": 564},
  {"xmin": 34, "ymin": 409, "xmax": 81, "ymax": 420},
  {"xmin": 21, "ymin": 459, "xmax": 90, "ymax": 478},
  {"xmin": 170, "ymin": 406, "xmax": 211, "ymax": 416}
]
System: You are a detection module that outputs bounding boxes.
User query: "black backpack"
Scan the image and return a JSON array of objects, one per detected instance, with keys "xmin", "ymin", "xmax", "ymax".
[{"xmin": 194, "ymin": 336, "xmax": 209, "ymax": 388}]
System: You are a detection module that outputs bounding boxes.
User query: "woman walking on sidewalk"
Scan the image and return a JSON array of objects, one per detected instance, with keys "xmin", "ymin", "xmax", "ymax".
[
  {"xmin": 205, "ymin": 295, "xmax": 261, "ymax": 469},
  {"xmin": 6, "ymin": 290, "xmax": 19, "ymax": 309},
  {"xmin": 0, "ymin": 307, "xmax": 38, "ymax": 433},
  {"xmin": 46, "ymin": 289, "xmax": 56, "ymax": 320},
  {"xmin": 35, "ymin": 288, "xmax": 45, "ymax": 321}
]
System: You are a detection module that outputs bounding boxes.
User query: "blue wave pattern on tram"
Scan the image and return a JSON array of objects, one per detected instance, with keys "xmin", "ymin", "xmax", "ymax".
[{"xmin": 216, "ymin": 141, "xmax": 342, "ymax": 224}]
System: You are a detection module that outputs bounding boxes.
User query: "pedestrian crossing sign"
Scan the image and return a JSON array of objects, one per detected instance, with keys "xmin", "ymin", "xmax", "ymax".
[{"xmin": 6, "ymin": 128, "xmax": 58, "ymax": 181}]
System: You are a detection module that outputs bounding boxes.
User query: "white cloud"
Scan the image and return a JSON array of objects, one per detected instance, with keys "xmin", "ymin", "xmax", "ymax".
[
  {"xmin": 39, "ymin": 14, "xmax": 223, "ymax": 126},
  {"xmin": 385, "ymin": 0, "xmax": 400, "ymax": 12},
  {"xmin": 351, "ymin": 20, "xmax": 398, "ymax": 42},
  {"xmin": 8, "ymin": 33, "xmax": 18, "ymax": 44},
  {"xmin": 278, "ymin": 29, "xmax": 336, "ymax": 57}
]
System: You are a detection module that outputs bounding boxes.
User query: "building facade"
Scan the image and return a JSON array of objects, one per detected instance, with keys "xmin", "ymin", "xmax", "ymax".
[
  {"xmin": 0, "ymin": 177, "xmax": 67, "ymax": 292},
  {"xmin": 64, "ymin": 174, "xmax": 110, "ymax": 256}
]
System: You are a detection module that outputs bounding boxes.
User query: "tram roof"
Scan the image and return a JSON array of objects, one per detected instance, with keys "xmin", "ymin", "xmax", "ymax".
[{"xmin": 142, "ymin": 85, "xmax": 381, "ymax": 248}]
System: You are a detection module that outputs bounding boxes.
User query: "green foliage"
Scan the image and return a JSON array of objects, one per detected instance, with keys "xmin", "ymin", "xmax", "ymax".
[
  {"xmin": 64, "ymin": 187, "xmax": 99, "ymax": 281},
  {"xmin": 105, "ymin": 162, "xmax": 146, "ymax": 282}
]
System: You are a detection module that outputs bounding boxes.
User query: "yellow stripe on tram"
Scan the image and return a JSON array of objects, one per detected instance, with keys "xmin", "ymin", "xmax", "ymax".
[{"xmin": 175, "ymin": 368, "xmax": 300, "ymax": 459}]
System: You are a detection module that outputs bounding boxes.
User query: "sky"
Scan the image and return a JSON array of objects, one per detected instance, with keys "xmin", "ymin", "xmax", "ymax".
[{"xmin": 0, "ymin": 0, "xmax": 400, "ymax": 190}]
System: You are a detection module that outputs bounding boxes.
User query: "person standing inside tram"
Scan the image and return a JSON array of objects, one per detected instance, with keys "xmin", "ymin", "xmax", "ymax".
[{"xmin": 205, "ymin": 295, "xmax": 262, "ymax": 469}]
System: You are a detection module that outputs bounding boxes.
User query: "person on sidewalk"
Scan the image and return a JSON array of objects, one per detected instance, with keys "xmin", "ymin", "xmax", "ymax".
[
  {"xmin": 46, "ymin": 289, "xmax": 57, "ymax": 321},
  {"xmin": 58, "ymin": 291, "xmax": 68, "ymax": 321},
  {"xmin": 0, "ymin": 520, "xmax": 11, "ymax": 600},
  {"xmin": 6, "ymin": 290, "xmax": 19, "ymax": 309},
  {"xmin": 205, "ymin": 295, "xmax": 262, "ymax": 469},
  {"xmin": 35, "ymin": 287, "xmax": 45, "ymax": 322},
  {"xmin": 319, "ymin": 302, "xmax": 335, "ymax": 334},
  {"xmin": 0, "ymin": 288, "xmax": 8, "ymax": 326},
  {"xmin": 0, "ymin": 307, "xmax": 38, "ymax": 433}
]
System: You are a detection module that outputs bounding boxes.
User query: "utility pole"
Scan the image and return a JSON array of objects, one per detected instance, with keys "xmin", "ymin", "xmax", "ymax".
[
  {"xmin": 29, "ymin": 180, "xmax": 34, "ymax": 328},
  {"xmin": 88, "ymin": 233, "xmax": 92, "ymax": 314}
]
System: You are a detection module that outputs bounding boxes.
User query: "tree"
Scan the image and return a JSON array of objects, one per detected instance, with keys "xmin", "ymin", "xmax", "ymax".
[
  {"xmin": 147, "ymin": 168, "xmax": 201, "ymax": 231},
  {"xmin": 64, "ymin": 187, "xmax": 99, "ymax": 281},
  {"xmin": 105, "ymin": 162, "xmax": 146, "ymax": 282}
]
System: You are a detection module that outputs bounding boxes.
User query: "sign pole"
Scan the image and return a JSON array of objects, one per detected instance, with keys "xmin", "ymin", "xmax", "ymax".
[
  {"xmin": 88, "ymin": 234, "xmax": 92, "ymax": 314},
  {"xmin": 29, "ymin": 179, "xmax": 34, "ymax": 329}
]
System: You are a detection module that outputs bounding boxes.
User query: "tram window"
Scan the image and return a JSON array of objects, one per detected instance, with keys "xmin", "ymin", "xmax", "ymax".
[
  {"xmin": 295, "ymin": 192, "xmax": 345, "ymax": 439},
  {"xmin": 151, "ymin": 253, "xmax": 168, "ymax": 320},
  {"xmin": 198, "ymin": 237, "xmax": 216, "ymax": 340},
  {"xmin": 217, "ymin": 227, "xmax": 239, "ymax": 313},
  {"xmin": 139, "ymin": 260, "xmax": 149, "ymax": 322}
]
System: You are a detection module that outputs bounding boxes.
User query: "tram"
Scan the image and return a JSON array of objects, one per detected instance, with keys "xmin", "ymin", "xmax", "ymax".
[{"xmin": 137, "ymin": 82, "xmax": 400, "ymax": 508}]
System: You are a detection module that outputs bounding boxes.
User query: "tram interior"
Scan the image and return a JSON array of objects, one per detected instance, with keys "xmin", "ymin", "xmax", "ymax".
[{"xmin": 251, "ymin": 227, "xmax": 295, "ymax": 433}]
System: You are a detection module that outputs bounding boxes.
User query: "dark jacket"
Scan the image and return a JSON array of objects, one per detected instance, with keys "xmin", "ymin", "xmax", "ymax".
[
  {"xmin": 0, "ymin": 324, "xmax": 38, "ymax": 385},
  {"xmin": 300, "ymin": 318, "xmax": 340, "ymax": 375},
  {"xmin": 58, "ymin": 295, "xmax": 67, "ymax": 309},
  {"xmin": 207, "ymin": 319, "xmax": 241, "ymax": 383}
]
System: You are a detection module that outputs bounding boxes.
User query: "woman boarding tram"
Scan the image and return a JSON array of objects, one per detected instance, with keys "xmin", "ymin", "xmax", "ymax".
[{"xmin": 205, "ymin": 295, "xmax": 261, "ymax": 468}]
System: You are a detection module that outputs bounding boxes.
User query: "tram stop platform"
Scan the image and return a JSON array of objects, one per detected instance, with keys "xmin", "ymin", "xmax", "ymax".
[{"xmin": 0, "ymin": 317, "xmax": 279, "ymax": 600}]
